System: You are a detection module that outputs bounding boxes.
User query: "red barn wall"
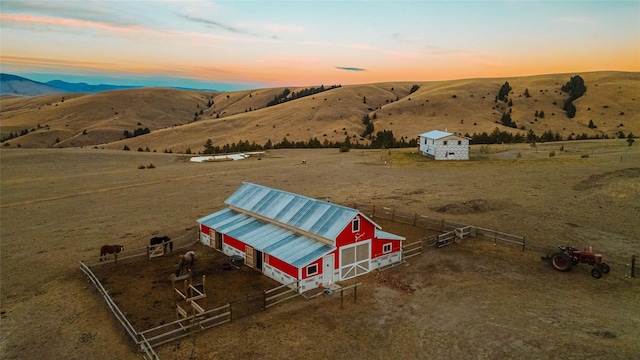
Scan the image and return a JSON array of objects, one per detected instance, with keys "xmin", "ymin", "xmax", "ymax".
[{"xmin": 265, "ymin": 253, "xmax": 298, "ymax": 279}]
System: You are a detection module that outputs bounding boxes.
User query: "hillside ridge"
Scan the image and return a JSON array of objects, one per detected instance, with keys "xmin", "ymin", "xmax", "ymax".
[{"xmin": 1, "ymin": 71, "xmax": 638, "ymax": 152}]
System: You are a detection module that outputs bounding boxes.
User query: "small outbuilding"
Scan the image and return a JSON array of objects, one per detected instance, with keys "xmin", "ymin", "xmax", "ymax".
[
  {"xmin": 197, "ymin": 182, "xmax": 405, "ymax": 293},
  {"xmin": 418, "ymin": 130, "xmax": 470, "ymax": 160}
]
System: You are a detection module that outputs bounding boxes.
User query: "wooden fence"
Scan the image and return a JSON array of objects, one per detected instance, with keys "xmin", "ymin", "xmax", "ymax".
[
  {"xmin": 80, "ymin": 255, "xmax": 302, "ymax": 359},
  {"xmin": 351, "ymin": 203, "xmax": 526, "ymax": 258},
  {"xmin": 265, "ymin": 281, "xmax": 301, "ymax": 308},
  {"xmin": 79, "ymin": 261, "xmax": 159, "ymax": 360},
  {"xmin": 138, "ymin": 304, "xmax": 231, "ymax": 349},
  {"xmin": 352, "ymin": 204, "xmax": 467, "ymax": 231}
]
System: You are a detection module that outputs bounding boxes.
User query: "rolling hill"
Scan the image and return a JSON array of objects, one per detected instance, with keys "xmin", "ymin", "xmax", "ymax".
[{"xmin": 1, "ymin": 71, "xmax": 638, "ymax": 152}]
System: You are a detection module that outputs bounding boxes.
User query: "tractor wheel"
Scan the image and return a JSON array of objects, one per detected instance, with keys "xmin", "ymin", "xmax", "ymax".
[
  {"xmin": 600, "ymin": 263, "xmax": 611, "ymax": 274},
  {"xmin": 551, "ymin": 253, "xmax": 572, "ymax": 272},
  {"xmin": 591, "ymin": 267, "xmax": 602, "ymax": 279}
]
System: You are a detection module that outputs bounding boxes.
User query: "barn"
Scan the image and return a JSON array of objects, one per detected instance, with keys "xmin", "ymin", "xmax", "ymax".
[
  {"xmin": 418, "ymin": 130, "xmax": 470, "ymax": 160},
  {"xmin": 197, "ymin": 182, "xmax": 405, "ymax": 293}
]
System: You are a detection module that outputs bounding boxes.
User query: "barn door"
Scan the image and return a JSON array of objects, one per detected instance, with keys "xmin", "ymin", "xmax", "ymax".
[
  {"xmin": 214, "ymin": 232, "xmax": 222, "ymax": 250},
  {"xmin": 340, "ymin": 241, "xmax": 370, "ymax": 280},
  {"xmin": 245, "ymin": 245, "xmax": 255, "ymax": 268},
  {"xmin": 256, "ymin": 250, "xmax": 263, "ymax": 271},
  {"xmin": 323, "ymin": 254, "xmax": 334, "ymax": 286}
]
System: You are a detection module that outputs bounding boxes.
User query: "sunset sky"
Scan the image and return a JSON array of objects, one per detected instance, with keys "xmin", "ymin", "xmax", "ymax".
[{"xmin": 1, "ymin": 0, "xmax": 639, "ymax": 91}]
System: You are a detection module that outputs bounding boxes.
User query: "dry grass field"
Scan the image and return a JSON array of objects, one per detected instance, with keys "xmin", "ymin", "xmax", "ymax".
[
  {"xmin": 1, "ymin": 140, "xmax": 639, "ymax": 359},
  {"xmin": 2, "ymin": 71, "xmax": 639, "ymax": 153}
]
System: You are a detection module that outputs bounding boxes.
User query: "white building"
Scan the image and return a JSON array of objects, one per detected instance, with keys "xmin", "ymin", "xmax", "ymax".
[{"xmin": 418, "ymin": 130, "xmax": 469, "ymax": 160}]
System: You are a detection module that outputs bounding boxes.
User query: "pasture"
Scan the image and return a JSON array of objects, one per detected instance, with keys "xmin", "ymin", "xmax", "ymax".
[{"xmin": 1, "ymin": 140, "xmax": 639, "ymax": 359}]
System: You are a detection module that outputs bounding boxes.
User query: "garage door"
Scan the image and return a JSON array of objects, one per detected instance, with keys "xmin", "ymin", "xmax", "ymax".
[{"xmin": 340, "ymin": 241, "xmax": 370, "ymax": 280}]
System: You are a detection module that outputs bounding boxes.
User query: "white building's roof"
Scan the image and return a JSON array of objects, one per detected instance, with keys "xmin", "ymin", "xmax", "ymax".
[
  {"xmin": 419, "ymin": 130, "xmax": 453, "ymax": 139},
  {"xmin": 419, "ymin": 130, "xmax": 470, "ymax": 140}
]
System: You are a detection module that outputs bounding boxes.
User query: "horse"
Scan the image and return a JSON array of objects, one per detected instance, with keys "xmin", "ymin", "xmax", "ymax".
[
  {"xmin": 176, "ymin": 250, "xmax": 195, "ymax": 276},
  {"xmin": 150, "ymin": 236, "xmax": 173, "ymax": 253},
  {"xmin": 100, "ymin": 244, "xmax": 124, "ymax": 261}
]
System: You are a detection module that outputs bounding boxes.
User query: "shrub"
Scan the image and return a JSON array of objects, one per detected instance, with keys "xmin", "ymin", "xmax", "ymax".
[
  {"xmin": 147, "ymin": 163, "xmax": 156, "ymax": 169},
  {"xmin": 549, "ymin": 150, "xmax": 556, "ymax": 158},
  {"xmin": 138, "ymin": 165, "xmax": 146, "ymax": 169}
]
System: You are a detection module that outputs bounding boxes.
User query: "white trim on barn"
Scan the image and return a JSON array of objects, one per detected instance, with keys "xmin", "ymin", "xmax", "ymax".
[{"xmin": 418, "ymin": 130, "xmax": 469, "ymax": 160}]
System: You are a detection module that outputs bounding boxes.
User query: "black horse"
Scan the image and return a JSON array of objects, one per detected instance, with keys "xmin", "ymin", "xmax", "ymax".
[{"xmin": 150, "ymin": 236, "xmax": 173, "ymax": 253}]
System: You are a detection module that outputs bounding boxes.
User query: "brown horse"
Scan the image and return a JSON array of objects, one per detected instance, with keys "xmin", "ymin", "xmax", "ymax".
[{"xmin": 100, "ymin": 244, "xmax": 124, "ymax": 261}]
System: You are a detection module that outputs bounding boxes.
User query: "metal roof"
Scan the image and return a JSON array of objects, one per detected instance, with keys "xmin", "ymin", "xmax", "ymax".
[
  {"xmin": 225, "ymin": 182, "xmax": 359, "ymax": 241},
  {"xmin": 197, "ymin": 182, "xmax": 404, "ymax": 268},
  {"xmin": 197, "ymin": 207, "xmax": 334, "ymax": 267},
  {"xmin": 375, "ymin": 229, "xmax": 406, "ymax": 241},
  {"xmin": 418, "ymin": 130, "xmax": 453, "ymax": 139}
]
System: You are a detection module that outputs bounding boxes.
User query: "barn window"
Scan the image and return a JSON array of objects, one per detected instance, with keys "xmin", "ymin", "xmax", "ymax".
[
  {"xmin": 352, "ymin": 218, "xmax": 360, "ymax": 232},
  {"xmin": 383, "ymin": 243, "xmax": 392, "ymax": 254},
  {"xmin": 443, "ymin": 141, "xmax": 448, "ymax": 145},
  {"xmin": 306, "ymin": 264, "xmax": 318, "ymax": 276},
  {"xmin": 458, "ymin": 140, "xmax": 462, "ymax": 145}
]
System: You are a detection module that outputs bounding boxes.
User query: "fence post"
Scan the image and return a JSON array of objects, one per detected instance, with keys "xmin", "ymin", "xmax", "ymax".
[
  {"xmin": 372, "ymin": 205, "xmax": 375, "ymax": 218},
  {"xmin": 413, "ymin": 213, "xmax": 418, "ymax": 226},
  {"xmin": 522, "ymin": 237, "xmax": 525, "ymax": 252},
  {"xmin": 354, "ymin": 285, "xmax": 357, "ymax": 304},
  {"xmin": 632, "ymin": 255, "xmax": 636, "ymax": 278}
]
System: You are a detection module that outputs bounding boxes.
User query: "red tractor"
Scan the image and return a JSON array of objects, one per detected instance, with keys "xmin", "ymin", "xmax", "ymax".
[{"xmin": 543, "ymin": 245, "xmax": 611, "ymax": 279}]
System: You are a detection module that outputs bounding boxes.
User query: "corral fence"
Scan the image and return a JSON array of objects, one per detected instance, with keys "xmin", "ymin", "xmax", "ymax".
[
  {"xmin": 83, "ymin": 230, "xmax": 199, "ymax": 268},
  {"xmin": 80, "ymin": 230, "xmax": 304, "ymax": 359},
  {"xmin": 351, "ymin": 203, "xmax": 525, "ymax": 258}
]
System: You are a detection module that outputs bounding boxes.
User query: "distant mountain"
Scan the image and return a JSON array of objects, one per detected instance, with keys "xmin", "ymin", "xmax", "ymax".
[
  {"xmin": 0, "ymin": 74, "xmax": 61, "ymax": 96},
  {"xmin": 44, "ymin": 80, "xmax": 139, "ymax": 93},
  {"xmin": 0, "ymin": 73, "xmax": 216, "ymax": 96}
]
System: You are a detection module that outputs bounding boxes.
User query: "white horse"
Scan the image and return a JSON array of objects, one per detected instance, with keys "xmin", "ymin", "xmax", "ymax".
[{"xmin": 176, "ymin": 251, "xmax": 195, "ymax": 276}]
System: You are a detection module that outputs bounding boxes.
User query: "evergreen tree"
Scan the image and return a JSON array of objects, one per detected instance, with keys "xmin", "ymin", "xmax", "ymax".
[
  {"xmin": 498, "ymin": 81, "xmax": 512, "ymax": 101},
  {"xmin": 562, "ymin": 75, "xmax": 587, "ymax": 101},
  {"xmin": 563, "ymin": 100, "xmax": 576, "ymax": 118},
  {"xmin": 203, "ymin": 139, "xmax": 214, "ymax": 154}
]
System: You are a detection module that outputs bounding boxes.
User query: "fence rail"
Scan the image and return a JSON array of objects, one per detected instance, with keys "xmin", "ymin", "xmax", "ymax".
[
  {"xmin": 138, "ymin": 304, "xmax": 231, "ymax": 348},
  {"xmin": 82, "ymin": 238, "xmax": 200, "ymax": 268},
  {"xmin": 79, "ymin": 261, "xmax": 139, "ymax": 342},
  {"xmin": 354, "ymin": 203, "xmax": 525, "ymax": 252},
  {"xmin": 265, "ymin": 281, "xmax": 300, "ymax": 308},
  {"xmin": 80, "ymin": 256, "xmax": 302, "ymax": 359},
  {"xmin": 80, "ymin": 261, "xmax": 160, "ymax": 360}
]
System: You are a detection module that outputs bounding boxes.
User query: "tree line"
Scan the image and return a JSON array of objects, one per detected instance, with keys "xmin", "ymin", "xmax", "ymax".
[{"xmin": 266, "ymin": 85, "xmax": 341, "ymax": 107}]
